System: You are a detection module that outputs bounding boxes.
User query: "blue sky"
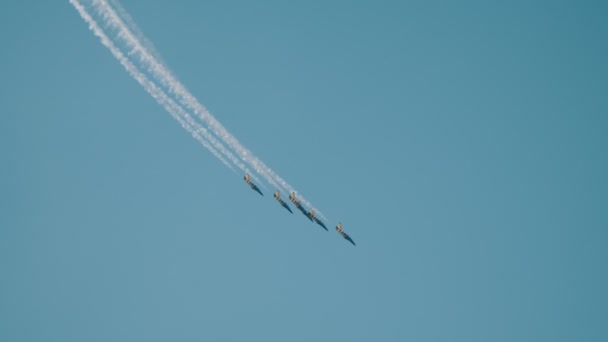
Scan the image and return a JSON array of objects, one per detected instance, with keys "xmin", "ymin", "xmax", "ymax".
[{"xmin": 1, "ymin": 0, "xmax": 607, "ymax": 341}]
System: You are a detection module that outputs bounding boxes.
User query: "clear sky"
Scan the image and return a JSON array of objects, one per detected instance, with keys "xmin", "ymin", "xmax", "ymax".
[{"xmin": 1, "ymin": 0, "xmax": 607, "ymax": 341}]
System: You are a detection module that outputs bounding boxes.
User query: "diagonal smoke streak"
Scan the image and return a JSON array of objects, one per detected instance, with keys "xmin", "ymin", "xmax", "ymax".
[
  {"xmin": 92, "ymin": 0, "xmax": 283, "ymax": 194},
  {"xmin": 69, "ymin": 0, "xmax": 268, "ymax": 181},
  {"xmin": 91, "ymin": 0, "xmax": 327, "ymax": 220},
  {"xmin": 108, "ymin": 0, "xmax": 170, "ymax": 69}
]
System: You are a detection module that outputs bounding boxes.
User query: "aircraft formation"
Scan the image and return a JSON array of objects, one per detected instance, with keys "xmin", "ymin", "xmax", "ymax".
[{"xmin": 244, "ymin": 174, "xmax": 356, "ymax": 246}]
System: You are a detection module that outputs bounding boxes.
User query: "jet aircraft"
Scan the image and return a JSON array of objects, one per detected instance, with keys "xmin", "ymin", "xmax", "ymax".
[
  {"xmin": 290, "ymin": 192, "xmax": 313, "ymax": 221},
  {"xmin": 289, "ymin": 192, "xmax": 300, "ymax": 206},
  {"xmin": 273, "ymin": 191, "xmax": 293, "ymax": 214},
  {"xmin": 243, "ymin": 173, "xmax": 263, "ymax": 196},
  {"xmin": 336, "ymin": 223, "xmax": 356, "ymax": 246},
  {"xmin": 289, "ymin": 192, "xmax": 310, "ymax": 215},
  {"xmin": 308, "ymin": 209, "xmax": 328, "ymax": 231}
]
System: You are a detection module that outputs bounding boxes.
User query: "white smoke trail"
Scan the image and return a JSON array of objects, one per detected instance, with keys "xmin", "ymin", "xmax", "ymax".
[
  {"xmin": 94, "ymin": 0, "xmax": 282, "ymax": 193},
  {"xmin": 90, "ymin": 0, "xmax": 327, "ymax": 219},
  {"xmin": 108, "ymin": 0, "xmax": 170, "ymax": 69},
  {"xmin": 68, "ymin": 0, "xmax": 261, "ymax": 179}
]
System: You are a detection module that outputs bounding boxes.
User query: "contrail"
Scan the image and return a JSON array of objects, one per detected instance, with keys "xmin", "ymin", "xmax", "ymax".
[
  {"xmin": 88, "ymin": 0, "xmax": 327, "ymax": 219},
  {"xmin": 91, "ymin": 0, "xmax": 283, "ymax": 193},
  {"xmin": 108, "ymin": 0, "xmax": 170, "ymax": 69},
  {"xmin": 68, "ymin": 0, "xmax": 264, "ymax": 179}
]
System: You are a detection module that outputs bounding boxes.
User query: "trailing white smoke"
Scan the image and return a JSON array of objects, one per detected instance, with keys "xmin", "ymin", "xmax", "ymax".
[
  {"xmin": 91, "ymin": 0, "xmax": 288, "ymax": 196},
  {"xmin": 68, "ymin": 0, "xmax": 261, "ymax": 179},
  {"xmin": 71, "ymin": 0, "xmax": 326, "ymax": 220},
  {"xmin": 108, "ymin": 0, "xmax": 169, "ymax": 68}
]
